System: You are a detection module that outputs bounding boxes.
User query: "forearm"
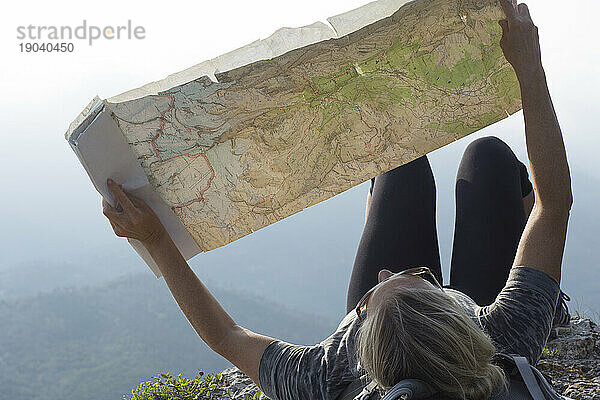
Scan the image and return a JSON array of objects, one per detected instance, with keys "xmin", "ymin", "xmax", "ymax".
[
  {"xmin": 519, "ymin": 68, "xmax": 572, "ymax": 211},
  {"xmin": 513, "ymin": 70, "xmax": 571, "ymax": 282},
  {"xmin": 102, "ymin": 181, "xmax": 274, "ymax": 385},
  {"xmin": 143, "ymin": 232, "xmax": 238, "ymax": 355}
]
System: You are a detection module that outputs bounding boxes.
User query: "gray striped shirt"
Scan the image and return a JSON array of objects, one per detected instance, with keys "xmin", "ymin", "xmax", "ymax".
[{"xmin": 258, "ymin": 266, "xmax": 560, "ymax": 400}]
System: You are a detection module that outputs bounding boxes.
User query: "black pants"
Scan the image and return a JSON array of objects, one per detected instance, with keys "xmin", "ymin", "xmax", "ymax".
[{"xmin": 346, "ymin": 136, "xmax": 533, "ymax": 312}]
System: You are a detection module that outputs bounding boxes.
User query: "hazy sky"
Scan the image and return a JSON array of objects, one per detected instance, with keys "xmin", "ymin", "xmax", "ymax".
[{"xmin": 0, "ymin": 0, "xmax": 598, "ymax": 284}]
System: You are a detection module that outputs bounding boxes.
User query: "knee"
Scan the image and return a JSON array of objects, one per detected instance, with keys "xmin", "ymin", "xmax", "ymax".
[
  {"xmin": 466, "ymin": 136, "xmax": 511, "ymax": 155},
  {"xmin": 374, "ymin": 155, "xmax": 435, "ymax": 195},
  {"xmin": 463, "ymin": 136, "xmax": 517, "ymax": 167},
  {"xmin": 381, "ymin": 155, "xmax": 432, "ymax": 180}
]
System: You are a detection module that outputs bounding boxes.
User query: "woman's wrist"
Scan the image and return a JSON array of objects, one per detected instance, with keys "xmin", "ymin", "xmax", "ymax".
[
  {"xmin": 517, "ymin": 64, "xmax": 546, "ymax": 92},
  {"xmin": 142, "ymin": 228, "xmax": 172, "ymax": 254}
]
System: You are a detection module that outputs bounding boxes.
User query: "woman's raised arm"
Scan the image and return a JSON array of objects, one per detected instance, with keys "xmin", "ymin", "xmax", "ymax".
[
  {"xmin": 499, "ymin": 0, "xmax": 573, "ymax": 283},
  {"xmin": 102, "ymin": 179, "xmax": 276, "ymax": 386}
]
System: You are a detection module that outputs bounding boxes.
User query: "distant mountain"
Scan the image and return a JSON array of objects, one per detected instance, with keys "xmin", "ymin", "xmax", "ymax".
[
  {"xmin": 0, "ymin": 257, "xmax": 139, "ymax": 301},
  {"xmin": 0, "ymin": 273, "xmax": 338, "ymax": 400}
]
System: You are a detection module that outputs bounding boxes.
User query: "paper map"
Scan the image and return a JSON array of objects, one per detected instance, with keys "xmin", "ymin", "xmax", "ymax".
[{"xmin": 68, "ymin": 0, "xmax": 521, "ymax": 270}]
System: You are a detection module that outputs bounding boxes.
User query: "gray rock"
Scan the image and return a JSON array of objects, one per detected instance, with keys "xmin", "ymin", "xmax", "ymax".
[
  {"xmin": 537, "ymin": 318, "xmax": 600, "ymax": 399},
  {"xmin": 219, "ymin": 368, "xmax": 267, "ymax": 400}
]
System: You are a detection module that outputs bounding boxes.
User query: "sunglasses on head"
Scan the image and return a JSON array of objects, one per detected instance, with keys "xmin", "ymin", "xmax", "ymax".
[{"xmin": 355, "ymin": 266, "xmax": 442, "ymax": 322}]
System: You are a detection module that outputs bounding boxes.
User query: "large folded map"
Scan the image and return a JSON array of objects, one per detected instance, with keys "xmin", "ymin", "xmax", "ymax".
[{"xmin": 66, "ymin": 0, "xmax": 522, "ymax": 277}]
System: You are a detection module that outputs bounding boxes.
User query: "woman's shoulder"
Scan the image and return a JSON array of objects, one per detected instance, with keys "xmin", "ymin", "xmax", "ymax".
[{"xmin": 258, "ymin": 311, "xmax": 363, "ymax": 400}]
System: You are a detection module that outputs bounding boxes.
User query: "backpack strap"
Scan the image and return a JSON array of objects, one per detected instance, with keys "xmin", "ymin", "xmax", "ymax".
[
  {"xmin": 505, "ymin": 354, "xmax": 574, "ymax": 400},
  {"xmin": 513, "ymin": 356, "xmax": 546, "ymax": 400},
  {"xmin": 338, "ymin": 378, "xmax": 379, "ymax": 400}
]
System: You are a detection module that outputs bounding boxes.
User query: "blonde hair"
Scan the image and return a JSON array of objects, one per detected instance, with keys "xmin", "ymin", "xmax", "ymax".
[{"xmin": 356, "ymin": 287, "xmax": 506, "ymax": 399}]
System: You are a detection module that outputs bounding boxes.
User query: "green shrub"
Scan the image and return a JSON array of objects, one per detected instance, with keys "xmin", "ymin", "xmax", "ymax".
[{"xmin": 128, "ymin": 371, "xmax": 262, "ymax": 400}]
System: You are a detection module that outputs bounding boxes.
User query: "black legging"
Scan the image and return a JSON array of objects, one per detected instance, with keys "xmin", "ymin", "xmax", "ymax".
[{"xmin": 346, "ymin": 136, "xmax": 533, "ymax": 312}]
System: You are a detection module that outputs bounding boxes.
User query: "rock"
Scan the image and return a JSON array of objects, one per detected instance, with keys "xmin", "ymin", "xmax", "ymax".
[
  {"xmin": 220, "ymin": 368, "xmax": 267, "ymax": 400},
  {"xmin": 537, "ymin": 318, "xmax": 600, "ymax": 399},
  {"xmin": 217, "ymin": 318, "xmax": 600, "ymax": 399}
]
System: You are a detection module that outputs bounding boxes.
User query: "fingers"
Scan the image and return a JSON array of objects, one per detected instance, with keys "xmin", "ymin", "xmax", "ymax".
[
  {"xmin": 102, "ymin": 197, "xmax": 129, "ymax": 227},
  {"xmin": 103, "ymin": 198, "xmax": 125, "ymax": 232},
  {"xmin": 107, "ymin": 179, "xmax": 135, "ymax": 213},
  {"xmin": 109, "ymin": 221, "xmax": 128, "ymax": 237},
  {"xmin": 102, "ymin": 199, "xmax": 121, "ymax": 219},
  {"xmin": 498, "ymin": 19, "xmax": 509, "ymax": 34},
  {"xmin": 102, "ymin": 197, "xmax": 114, "ymax": 215},
  {"xmin": 499, "ymin": 0, "xmax": 517, "ymax": 20},
  {"xmin": 518, "ymin": 3, "xmax": 531, "ymax": 19},
  {"xmin": 102, "ymin": 179, "xmax": 163, "ymax": 243},
  {"xmin": 103, "ymin": 198, "xmax": 137, "ymax": 239},
  {"xmin": 498, "ymin": 19, "xmax": 509, "ymax": 51},
  {"xmin": 129, "ymin": 194, "xmax": 148, "ymax": 210}
]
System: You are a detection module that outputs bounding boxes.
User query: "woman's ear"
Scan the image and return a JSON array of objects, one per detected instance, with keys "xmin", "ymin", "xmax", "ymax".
[{"xmin": 378, "ymin": 269, "xmax": 393, "ymax": 283}]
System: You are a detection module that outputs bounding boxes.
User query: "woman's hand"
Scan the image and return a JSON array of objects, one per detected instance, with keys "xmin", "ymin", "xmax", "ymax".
[
  {"xmin": 498, "ymin": 0, "xmax": 542, "ymax": 80},
  {"xmin": 102, "ymin": 179, "xmax": 166, "ymax": 247}
]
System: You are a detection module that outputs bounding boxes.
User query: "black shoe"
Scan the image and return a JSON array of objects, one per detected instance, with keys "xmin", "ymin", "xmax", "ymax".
[{"xmin": 552, "ymin": 291, "xmax": 571, "ymax": 328}]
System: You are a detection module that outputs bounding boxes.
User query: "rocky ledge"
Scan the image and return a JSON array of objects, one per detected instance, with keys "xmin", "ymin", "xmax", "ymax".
[
  {"xmin": 218, "ymin": 317, "xmax": 600, "ymax": 399},
  {"xmin": 538, "ymin": 318, "xmax": 600, "ymax": 399}
]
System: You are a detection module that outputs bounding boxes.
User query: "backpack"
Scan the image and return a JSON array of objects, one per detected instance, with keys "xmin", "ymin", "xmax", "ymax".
[{"xmin": 338, "ymin": 354, "xmax": 573, "ymax": 400}]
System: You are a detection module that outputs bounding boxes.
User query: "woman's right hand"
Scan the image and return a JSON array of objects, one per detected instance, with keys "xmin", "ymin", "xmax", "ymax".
[{"xmin": 102, "ymin": 179, "xmax": 167, "ymax": 248}]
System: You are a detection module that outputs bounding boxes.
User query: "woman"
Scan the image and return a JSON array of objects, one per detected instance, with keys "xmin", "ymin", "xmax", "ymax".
[{"xmin": 102, "ymin": 1, "xmax": 572, "ymax": 399}]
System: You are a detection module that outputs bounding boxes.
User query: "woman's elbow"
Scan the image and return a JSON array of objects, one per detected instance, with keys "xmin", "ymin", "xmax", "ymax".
[{"xmin": 535, "ymin": 186, "xmax": 573, "ymax": 214}]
